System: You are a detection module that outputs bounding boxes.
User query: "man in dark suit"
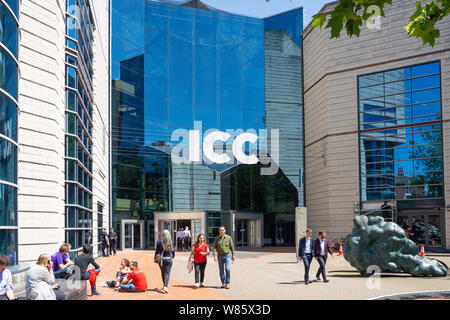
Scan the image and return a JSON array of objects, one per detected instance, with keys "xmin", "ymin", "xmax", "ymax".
[
  {"xmin": 298, "ymin": 228, "xmax": 315, "ymax": 285},
  {"xmin": 314, "ymin": 230, "xmax": 333, "ymax": 283}
]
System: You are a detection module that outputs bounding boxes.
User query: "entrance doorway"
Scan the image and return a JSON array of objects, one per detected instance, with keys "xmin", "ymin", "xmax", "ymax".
[
  {"xmin": 121, "ymin": 220, "xmax": 144, "ymax": 250},
  {"xmin": 236, "ymin": 220, "xmax": 249, "ymax": 247},
  {"xmin": 396, "ymin": 211, "xmax": 444, "ymax": 249}
]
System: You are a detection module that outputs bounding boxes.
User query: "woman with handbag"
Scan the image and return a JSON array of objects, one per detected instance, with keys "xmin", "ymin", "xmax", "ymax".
[
  {"xmin": 188, "ymin": 233, "xmax": 210, "ymax": 288},
  {"xmin": 154, "ymin": 229, "xmax": 175, "ymax": 293}
]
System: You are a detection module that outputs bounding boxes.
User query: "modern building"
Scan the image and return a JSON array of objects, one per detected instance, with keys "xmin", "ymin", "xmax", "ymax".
[
  {"xmin": 303, "ymin": 0, "xmax": 450, "ymax": 249},
  {"xmin": 111, "ymin": 0, "xmax": 305, "ymax": 249},
  {"xmin": 0, "ymin": 0, "xmax": 110, "ymax": 265}
]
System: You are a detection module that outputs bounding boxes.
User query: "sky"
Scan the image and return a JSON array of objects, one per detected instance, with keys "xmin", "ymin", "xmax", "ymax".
[{"xmin": 203, "ymin": 0, "xmax": 334, "ymax": 28}]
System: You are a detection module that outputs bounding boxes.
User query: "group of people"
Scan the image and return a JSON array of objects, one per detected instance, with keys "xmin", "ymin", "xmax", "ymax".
[
  {"xmin": 0, "ymin": 243, "xmax": 103, "ymax": 300},
  {"xmin": 176, "ymin": 226, "xmax": 192, "ymax": 251},
  {"xmin": 298, "ymin": 229, "xmax": 334, "ymax": 284}
]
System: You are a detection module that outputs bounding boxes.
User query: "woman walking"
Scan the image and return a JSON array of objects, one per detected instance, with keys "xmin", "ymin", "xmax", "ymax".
[
  {"xmin": 188, "ymin": 233, "xmax": 210, "ymax": 288},
  {"xmin": 155, "ymin": 229, "xmax": 175, "ymax": 293}
]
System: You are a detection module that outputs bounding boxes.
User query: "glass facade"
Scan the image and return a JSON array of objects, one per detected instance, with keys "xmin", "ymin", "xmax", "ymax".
[
  {"xmin": 112, "ymin": 0, "xmax": 304, "ymax": 247},
  {"xmin": 65, "ymin": 0, "xmax": 95, "ymax": 254},
  {"xmin": 0, "ymin": 0, "xmax": 19, "ymax": 264},
  {"xmin": 359, "ymin": 61, "xmax": 443, "ymax": 202}
]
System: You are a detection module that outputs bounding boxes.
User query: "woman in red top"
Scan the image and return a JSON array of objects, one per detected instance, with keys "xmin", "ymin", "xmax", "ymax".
[{"xmin": 188, "ymin": 234, "xmax": 210, "ymax": 288}]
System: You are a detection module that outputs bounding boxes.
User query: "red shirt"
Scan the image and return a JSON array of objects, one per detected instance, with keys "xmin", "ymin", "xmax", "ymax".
[
  {"xmin": 194, "ymin": 243, "xmax": 210, "ymax": 263},
  {"xmin": 127, "ymin": 268, "xmax": 147, "ymax": 291}
]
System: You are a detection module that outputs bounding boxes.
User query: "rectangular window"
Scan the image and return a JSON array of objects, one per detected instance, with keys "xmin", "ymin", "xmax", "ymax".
[{"xmin": 359, "ymin": 61, "xmax": 443, "ymax": 201}]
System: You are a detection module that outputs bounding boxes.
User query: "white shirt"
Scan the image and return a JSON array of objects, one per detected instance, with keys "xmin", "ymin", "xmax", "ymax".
[
  {"xmin": 320, "ymin": 239, "xmax": 325, "ymax": 256},
  {"xmin": 184, "ymin": 229, "xmax": 191, "ymax": 238},
  {"xmin": 304, "ymin": 237, "xmax": 311, "ymax": 254}
]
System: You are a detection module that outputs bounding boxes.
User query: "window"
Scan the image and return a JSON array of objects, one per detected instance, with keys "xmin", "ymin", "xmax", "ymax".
[{"xmin": 359, "ymin": 62, "xmax": 443, "ymax": 201}]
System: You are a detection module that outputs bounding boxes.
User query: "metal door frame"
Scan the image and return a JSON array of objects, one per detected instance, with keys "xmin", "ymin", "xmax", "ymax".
[{"xmin": 121, "ymin": 219, "xmax": 144, "ymax": 251}]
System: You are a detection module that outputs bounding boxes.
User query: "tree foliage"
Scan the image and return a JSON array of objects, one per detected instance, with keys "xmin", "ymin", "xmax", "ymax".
[{"xmin": 266, "ymin": 0, "xmax": 449, "ymax": 47}]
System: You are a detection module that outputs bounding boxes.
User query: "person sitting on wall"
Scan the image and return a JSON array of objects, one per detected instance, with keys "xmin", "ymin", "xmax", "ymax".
[
  {"xmin": 119, "ymin": 261, "xmax": 147, "ymax": 293},
  {"xmin": 75, "ymin": 244, "xmax": 102, "ymax": 296},
  {"xmin": 0, "ymin": 255, "xmax": 15, "ymax": 300},
  {"xmin": 51, "ymin": 244, "xmax": 74, "ymax": 279}
]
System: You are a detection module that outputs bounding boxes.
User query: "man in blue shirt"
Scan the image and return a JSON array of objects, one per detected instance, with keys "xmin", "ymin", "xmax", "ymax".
[{"xmin": 0, "ymin": 255, "xmax": 15, "ymax": 300}]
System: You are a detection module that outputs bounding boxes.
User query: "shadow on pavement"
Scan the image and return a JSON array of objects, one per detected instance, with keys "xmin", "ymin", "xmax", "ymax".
[{"xmin": 267, "ymin": 262, "xmax": 298, "ymax": 264}]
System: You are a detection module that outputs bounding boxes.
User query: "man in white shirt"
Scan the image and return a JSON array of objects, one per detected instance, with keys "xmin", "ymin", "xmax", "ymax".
[
  {"xmin": 298, "ymin": 229, "xmax": 315, "ymax": 284},
  {"xmin": 313, "ymin": 230, "xmax": 333, "ymax": 283},
  {"xmin": 184, "ymin": 226, "xmax": 192, "ymax": 251},
  {"xmin": 0, "ymin": 255, "xmax": 15, "ymax": 300}
]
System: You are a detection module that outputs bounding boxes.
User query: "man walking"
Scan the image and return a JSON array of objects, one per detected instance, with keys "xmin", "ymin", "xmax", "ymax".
[
  {"xmin": 298, "ymin": 228, "xmax": 315, "ymax": 285},
  {"xmin": 176, "ymin": 228, "xmax": 183, "ymax": 251},
  {"xmin": 314, "ymin": 230, "xmax": 333, "ymax": 283},
  {"xmin": 213, "ymin": 226, "xmax": 235, "ymax": 289},
  {"xmin": 101, "ymin": 228, "xmax": 110, "ymax": 257},
  {"xmin": 108, "ymin": 228, "xmax": 118, "ymax": 256},
  {"xmin": 183, "ymin": 226, "xmax": 192, "ymax": 251}
]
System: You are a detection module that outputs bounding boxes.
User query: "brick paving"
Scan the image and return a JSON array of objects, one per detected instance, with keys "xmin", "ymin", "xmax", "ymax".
[{"xmin": 88, "ymin": 250, "xmax": 229, "ymax": 300}]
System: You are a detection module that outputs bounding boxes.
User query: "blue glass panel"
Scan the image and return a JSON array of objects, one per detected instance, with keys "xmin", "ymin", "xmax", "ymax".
[
  {"xmin": 264, "ymin": 8, "xmax": 303, "ymax": 47},
  {"xmin": 169, "ymin": 35, "xmax": 193, "ymax": 58},
  {"xmin": 413, "ymin": 102, "xmax": 441, "ymax": 117},
  {"xmin": 412, "ymin": 88, "xmax": 440, "ymax": 104},
  {"xmin": 169, "ymin": 5, "xmax": 194, "ymax": 20},
  {"xmin": 0, "ymin": 47, "xmax": 17, "ymax": 100},
  {"xmin": 145, "ymin": 0, "xmax": 168, "ymax": 16},
  {"xmin": 220, "ymin": 107, "xmax": 243, "ymax": 130},
  {"xmin": 218, "ymin": 18, "xmax": 243, "ymax": 43},
  {"xmin": 412, "ymin": 62, "xmax": 440, "ymax": 77},
  {"xmin": 195, "ymin": 43, "xmax": 217, "ymax": 62},
  {"xmin": 146, "ymin": 55, "xmax": 168, "ymax": 77},
  {"xmin": 146, "ymin": 101, "xmax": 169, "ymax": 126},
  {"xmin": 244, "ymin": 65, "xmax": 264, "ymax": 89},
  {"xmin": 170, "ymin": 56, "xmax": 193, "ymax": 81},
  {"xmin": 243, "ymin": 44, "xmax": 264, "ymax": 67},
  {"xmin": 244, "ymin": 108, "xmax": 265, "ymax": 131},
  {"xmin": 145, "ymin": 30, "xmax": 168, "ymax": 55},
  {"xmin": 145, "ymin": 76, "xmax": 168, "ymax": 102},
  {"xmin": 219, "ymin": 63, "xmax": 242, "ymax": 86},
  {"xmin": 412, "ymin": 75, "xmax": 440, "ymax": 91},
  {"xmin": 195, "ymin": 60, "xmax": 217, "ymax": 83},
  {"xmin": 195, "ymin": 105, "xmax": 218, "ymax": 130},
  {"xmin": 0, "ymin": 184, "xmax": 17, "ymax": 226},
  {"xmin": 219, "ymin": 43, "xmax": 242, "ymax": 64},
  {"xmin": 196, "ymin": 83, "xmax": 217, "ymax": 107},
  {"xmin": 0, "ymin": 2, "xmax": 18, "ymax": 58},
  {"xmin": 147, "ymin": 14, "xmax": 168, "ymax": 31},
  {"xmin": 0, "ymin": 229, "xmax": 17, "ymax": 265},
  {"xmin": 170, "ymin": 17, "xmax": 194, "ymax": 36},
  {"xmin": 170, "ymin": 103, "xmax": 193, "ymax": 128},
  {"xmin": 195, "ymin": 15, "xmax": 218, "ymax": 40},
  {"xmin": 169, "ymin": 79, "xmax": 193, "ymax": 105},
  {"xmin": 0, "ymin": 139, "xmax": 16, "ymax": 183},
  {"xmin": 219, "ymin": 85, "xmax": 242, "ymax": 108},
  {"xmin": 244, "ymin": 87, "xmax": 265, "ymax": 110},
  {"xmin": 0, "ymin": 93, "xmax": 17, "ymax": 141}
]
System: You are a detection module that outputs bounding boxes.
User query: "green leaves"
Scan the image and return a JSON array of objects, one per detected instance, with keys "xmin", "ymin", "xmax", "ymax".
[
  {"xmin": 309, "ymin": 0, "xmax": 448, "ymax": 47},
  {"xmin": 405, "ymin": 0, "xmax": 449, "ymax": 47}
]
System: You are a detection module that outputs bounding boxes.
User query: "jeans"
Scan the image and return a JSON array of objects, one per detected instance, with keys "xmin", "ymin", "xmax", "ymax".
[
  {"xmin": 184, "ymin": 237, "xmax": 191, "ymax": 250},
  {"xmin": 217, "ymin": 253, "xmax": 231, "ymax": 285},
  {"xmin": 159, "ymin": 258, "xmax": 173, "ymax": 287},
  {"xmin": 120, "ymin": 283, "xmax": 145, "ymax": 292},
  {"xmin": 194, "ymin": 261, "xmax": 207, "ymax": 284},
  {"xmin": 81, "ymin": 269, "xmax": 101, "ymax": 292},
  {"xmin": 102, "ymin": 242, "xmax": 109, "ymax": 256},
  {"xmin": 109, "ymin": 240, "xmax": 116, "ymax": 255},
  {"xmin": 53, "ymin": 266, "xmax": 72, "ymax": 279},
  {"xmin": 177, "ymin": 238, "xmax": 182, "ymax": 251},
  {"xmin": 302, "ymin": 254, "xmax": 313, "ymax": 282},
  {"xmin": 316, "ymin": 256, "xmax": 328, "ymax": 281}
]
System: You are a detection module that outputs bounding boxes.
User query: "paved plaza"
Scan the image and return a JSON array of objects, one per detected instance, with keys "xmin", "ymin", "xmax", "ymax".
[{"xmin": 89, "ymin": 249, "xmax": 450, "ymax": 300}]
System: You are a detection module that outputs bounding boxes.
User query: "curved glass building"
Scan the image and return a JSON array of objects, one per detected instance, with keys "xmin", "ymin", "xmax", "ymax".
[
  {"xmin": 112, "ymin": 0, "xmax": 304, "ymax": 248},
  {"xmin": 0, "ymin": 0, "xmax": 19, "ymax": 264}
]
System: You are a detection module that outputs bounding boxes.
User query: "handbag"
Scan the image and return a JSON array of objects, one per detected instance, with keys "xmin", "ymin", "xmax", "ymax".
[{"xmin": 187, "ymin": 258, "xmax": 194, "ymax": 273}]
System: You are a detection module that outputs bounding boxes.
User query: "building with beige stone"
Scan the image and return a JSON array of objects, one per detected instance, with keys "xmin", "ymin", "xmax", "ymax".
[
  {"xmin": 303, "ymin": 0, "xmax": 450, "ymax": 250},
  {"xmin": 0, "ymin": 0, "xmax": 110, "ymax": 266}
]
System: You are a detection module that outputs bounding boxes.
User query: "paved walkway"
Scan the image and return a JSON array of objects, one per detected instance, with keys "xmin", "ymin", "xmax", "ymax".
[{"xmin": 88, "ymin": 249, "xmax": 450, "ymax": 300}]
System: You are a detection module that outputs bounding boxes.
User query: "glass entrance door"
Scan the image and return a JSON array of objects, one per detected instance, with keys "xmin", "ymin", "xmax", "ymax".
[
  {"xmin": 396, "ymin": 212, "xmax": 443, "ymax": 249},
  {"xmin": 236, "ymin": 220, "xmax": 249, "ymax": 247},
  {"xmin": 122, "ymin": 221, "xmax": 144, "ymax": 250}
]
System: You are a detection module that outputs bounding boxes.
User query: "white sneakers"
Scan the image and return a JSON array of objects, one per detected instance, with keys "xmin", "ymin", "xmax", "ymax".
[
  {"xmin": 195, "ymin": 283, "xmax": 200, "ymax": 288},
  {"xmin": 163, "ymin": 287, "xmax": 169, "ymax": 293}
]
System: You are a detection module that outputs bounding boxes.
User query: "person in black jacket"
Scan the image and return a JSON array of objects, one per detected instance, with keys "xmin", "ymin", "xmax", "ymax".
[
  {"xmin": 75, "ymin": 245, "xmax": 102, "ymax": 296},
  {"xmin": 109, "ymin": 228, "xmax": 118, "ymax": 256},
  {"xmin": 101, "ymin": 228, "xmax": 110, "ymax": 257}
]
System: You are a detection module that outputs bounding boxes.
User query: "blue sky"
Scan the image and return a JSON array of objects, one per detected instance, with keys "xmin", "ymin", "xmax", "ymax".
[{"xmin": 204, "ymin": 0, "xmax": 333, "ymax": 27}]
